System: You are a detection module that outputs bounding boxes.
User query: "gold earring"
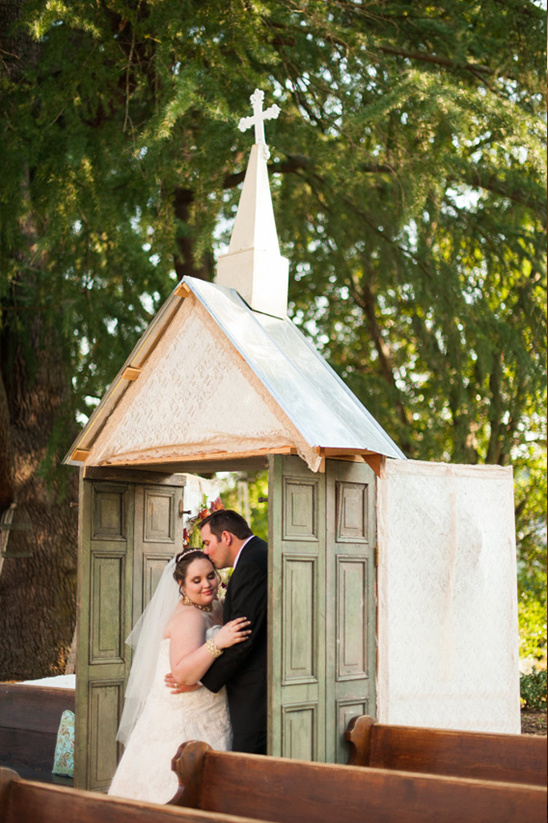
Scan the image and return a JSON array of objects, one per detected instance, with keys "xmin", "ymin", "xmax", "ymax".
[{"xmin": 180, "ymin": 589, "xmax": 193, "ymax": 607}]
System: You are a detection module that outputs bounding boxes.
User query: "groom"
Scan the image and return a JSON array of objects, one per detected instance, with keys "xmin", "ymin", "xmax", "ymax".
[{"xmin": 168, "ymin": 510, "xmax": 268, "ymax": 755}]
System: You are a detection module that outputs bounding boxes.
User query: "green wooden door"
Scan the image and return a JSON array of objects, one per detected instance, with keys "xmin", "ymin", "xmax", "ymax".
[
  {"xmin": 324, "ymin": 458, "xmax": 377, "ymax": 763},
  {"xmin": 268, "ymin": 455, "xmax": 376, "ymax": 763},
  {"xmin": 75, "ymin": 468, "xmax": 185, "ymax": 791}
]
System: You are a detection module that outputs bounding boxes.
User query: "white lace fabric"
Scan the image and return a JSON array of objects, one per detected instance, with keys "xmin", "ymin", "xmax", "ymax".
[
  {"xmin": 108, "ymin": 630, "xmax": 231, "ymax": 804},
  {"xmin": 376, "ymin": 459, "xmax": 521, "ymax": 733},
  {"xmin": 87, "ymin": 296, "xmax": 320, "ymax": 471}
]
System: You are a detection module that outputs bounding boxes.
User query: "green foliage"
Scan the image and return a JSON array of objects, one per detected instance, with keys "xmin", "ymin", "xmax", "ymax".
[
  {"xmin": 1, "ymin": 1, "xmax": 545, "ymax": 621},
  {"xmin": 2, "ymin": 1, "xmax": 544, "ymax": 437},
  {"xmin": 514, "ymin": 440, "xmax": 547, "ymax": 662},
  {"xmin": 219, "ymin": 481, "xmax": 239, "ymax": 517},
  {"xmin": 520, "ymin": 669, "xmax": 547, "ymax": 711},
  {"xmin": 519, "ymin": 590, "xmax": 547, "ymax": 663},
  {"xmin": 246, "ymin": 472, "xmax": 269, "ymax": 543},
  {"xmin": 218, "ymin": 472, "xmax": 268, "ymax": 542}
]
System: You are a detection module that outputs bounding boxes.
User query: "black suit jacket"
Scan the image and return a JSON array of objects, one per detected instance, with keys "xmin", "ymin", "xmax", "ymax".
[{"xmin": 200, "ymin": 536, "xmax": 267, "ymax": 753}]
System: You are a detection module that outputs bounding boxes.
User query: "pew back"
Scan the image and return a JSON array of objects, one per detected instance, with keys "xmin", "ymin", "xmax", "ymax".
[
  {"xmin": 345, "ymin": 716, "xmax": 547, "ymax": 786},
  {"xmin": 0, "ymin": 768, "xmax": 257, "ymax": 823},
  {"xmin": 172, "ymin": 741, "xmax": 547, "ymax": 823},
  {"xmin": 0, "ymin": 684, "xmax": 74, "ymax": 783}
]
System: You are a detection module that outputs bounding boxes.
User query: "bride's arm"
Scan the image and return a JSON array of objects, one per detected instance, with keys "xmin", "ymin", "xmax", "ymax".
[{"xmin": 168, "ymin": 610, "xmax": 250, "ymax": 685}]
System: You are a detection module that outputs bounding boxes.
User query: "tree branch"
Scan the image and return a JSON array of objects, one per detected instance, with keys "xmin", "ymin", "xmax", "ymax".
[
  {"xmin": 172, "ymin": 188, "xmax": 214, "ymax": 281},
  {"xmin": 377, "ymin": 44, "xmax": 503, "ymax": 78},
  {"xmin": 352, "ymin": 274, "xmax": 413, "ymax": 445},
  {"xmin": 222, "ymin": 150, "xmax": 544, "ymax": 221},
  {"xmin": 455, "ymin": 169, "xmax": 546, "ymax": 220}
]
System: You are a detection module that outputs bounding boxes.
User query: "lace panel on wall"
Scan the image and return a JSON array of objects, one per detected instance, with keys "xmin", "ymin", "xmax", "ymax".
[{"xmin": 376, "ymin": 459, "xmax": 520, "ymax": 734}]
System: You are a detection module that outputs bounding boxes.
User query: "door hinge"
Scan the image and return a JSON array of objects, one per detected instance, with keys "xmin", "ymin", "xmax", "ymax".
[{"xmin": 179, "ymin": 501, "xmax": 191, "ymax": 518}]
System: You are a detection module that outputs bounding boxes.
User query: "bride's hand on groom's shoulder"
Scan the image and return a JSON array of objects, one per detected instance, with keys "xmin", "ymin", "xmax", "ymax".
[{"xmin": 165, "ymin": 672, "xmax": 200, "ymax": 693}]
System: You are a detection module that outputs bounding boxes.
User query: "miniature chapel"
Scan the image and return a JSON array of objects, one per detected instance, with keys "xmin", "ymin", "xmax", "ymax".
[{"xmin": 65, "ymin": 90, "xmax": 520, "ymax": 791}]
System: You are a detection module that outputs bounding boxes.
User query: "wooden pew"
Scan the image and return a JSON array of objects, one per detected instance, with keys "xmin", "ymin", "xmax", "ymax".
[
  {"xmin": 345, "ymin": 715, "xmax": 547, "ymax": 787},
  {"xmin": 0, "ymin": 767, "xmax": 257, "ymax": 823},
  {"xmin": 170, "ymin": 740, "xmax": 547, "ymax": 823},
  {"xmin": 0, "ymin": 684, "xmax": 75, "ymax": 784},
  {"xmin": 1, "ymin": 743, "xmax": 545, "ymax": 823}
]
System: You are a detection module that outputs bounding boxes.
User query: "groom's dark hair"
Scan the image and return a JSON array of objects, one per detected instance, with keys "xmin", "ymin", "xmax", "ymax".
[{"xmin": 199, "ymin": 509, "xmax": 253, "ymax": 540}]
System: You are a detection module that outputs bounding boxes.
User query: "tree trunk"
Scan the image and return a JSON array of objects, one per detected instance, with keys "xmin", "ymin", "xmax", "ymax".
[
  {"xmin": 0, "ymin": 0, "xmax": 80, "ymax": 679},
  {"xmin": 0, "ymin": 307, "xmax": 79, "ymax": 680}
]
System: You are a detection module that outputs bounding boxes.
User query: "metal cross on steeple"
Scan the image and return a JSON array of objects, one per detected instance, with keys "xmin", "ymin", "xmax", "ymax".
[{"xmin": 238, "ymin": 89, "xmax": 280, "ymax": 158}]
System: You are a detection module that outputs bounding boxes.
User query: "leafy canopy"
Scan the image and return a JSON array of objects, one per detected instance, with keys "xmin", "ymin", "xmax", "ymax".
[{"xmin": 1, "ymin": 1, "xmax": 546, "ymax": 656}]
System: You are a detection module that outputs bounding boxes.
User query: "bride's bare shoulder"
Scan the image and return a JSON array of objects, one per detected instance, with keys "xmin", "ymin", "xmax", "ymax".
[{"xmin": 165, "ymin": 603, "xmax": 203, "ymax": 637}]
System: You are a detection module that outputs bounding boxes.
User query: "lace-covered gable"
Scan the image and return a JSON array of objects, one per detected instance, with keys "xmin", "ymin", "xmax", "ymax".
[{"xmin": 89, "ymin": 295, "xmax": 317, "ymax": 468}]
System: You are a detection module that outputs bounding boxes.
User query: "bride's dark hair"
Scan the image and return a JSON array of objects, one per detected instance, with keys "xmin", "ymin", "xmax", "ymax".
[{"xmin": 173, "ymin": 549, "xmax": 216, "ymax": 585}]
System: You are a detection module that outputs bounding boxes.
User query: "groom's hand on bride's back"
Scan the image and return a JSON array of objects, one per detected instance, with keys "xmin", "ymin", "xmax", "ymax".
[{"xmin": 164, "ymin": 673, "xmax": 200, "ymax": 693}]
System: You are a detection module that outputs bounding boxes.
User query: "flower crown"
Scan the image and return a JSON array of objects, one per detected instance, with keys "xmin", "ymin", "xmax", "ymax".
[{"xmin": 183, "ymin": 495, "xmax": 224, "ymax": 548}]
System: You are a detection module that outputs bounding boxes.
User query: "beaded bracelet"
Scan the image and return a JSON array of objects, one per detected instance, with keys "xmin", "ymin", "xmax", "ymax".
[{"xmin": 206, "ymin": 638, "xmax": 223, "ymax": 658}]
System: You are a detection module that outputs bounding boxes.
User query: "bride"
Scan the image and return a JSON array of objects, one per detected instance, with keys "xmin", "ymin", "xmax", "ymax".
[{"xmin": 108, "ymin": 548, "xmax": 250, "ymax": 804}]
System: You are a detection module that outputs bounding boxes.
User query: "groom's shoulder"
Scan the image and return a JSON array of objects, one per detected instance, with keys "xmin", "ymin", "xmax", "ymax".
[
  {"xmin": 246, "ymin": 535, "xmax": 268, "ymax": 555},
  {"xmin": 240, "ymin": 535, "xmax": 268, "ymax": 569}
]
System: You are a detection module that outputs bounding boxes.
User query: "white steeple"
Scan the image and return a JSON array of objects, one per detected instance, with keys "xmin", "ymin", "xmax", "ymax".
[{"xmin": 216, "ymin": 89, "xmax": 289, "ymax": 318}]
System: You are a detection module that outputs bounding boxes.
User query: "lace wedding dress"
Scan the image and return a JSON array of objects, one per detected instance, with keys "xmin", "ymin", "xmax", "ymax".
[{"xmin": 108, "ymin": 627, "xmax": 232, "ymax": 804}]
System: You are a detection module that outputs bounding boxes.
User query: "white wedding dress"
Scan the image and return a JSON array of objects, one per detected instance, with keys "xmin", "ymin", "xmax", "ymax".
[{"xmin": 108, "ymin": 627, "xmax": 232, "ymax": 804}]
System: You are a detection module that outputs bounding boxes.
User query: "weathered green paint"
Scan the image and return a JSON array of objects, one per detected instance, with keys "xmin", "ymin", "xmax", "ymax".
[
  {"xmin": 268, "ymin": 456, "xmax": 376, "ymax": 763},
  {"xmin": 76, "ymin": 458, "xmax": 374, "ymax": 785},
  {"xmin": 75, "ymin": 470, "xmax": 185, "ymax": 791},
  {"xmin": 268, "ymin": 454, "xmax": 326, "ymax": 761},
  {"xmin": 325, "ymin": 459, "xmax": 377, "ymax": 763}
]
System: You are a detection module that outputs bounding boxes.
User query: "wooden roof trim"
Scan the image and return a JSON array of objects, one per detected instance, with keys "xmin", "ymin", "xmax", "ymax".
[
  {"xmin": 122, "ymin": 366, "xmax": 141, "ymax": 381},
  {"xmin": 317, "ymin": 448, "xmax": 385, "ymax": 477},
  {"xmin": 174, "ymin": 282, "xmax": 191, "ymax": 297},
  {"xmin": 97, "ymin": 445, "xmax": 298, "ymax": 468},
  {"xmin": 320, "ymin": 447, "xmax": 374, "ymax": 456},
  {"xmin": 71, "ymin": 448, "xmax": 91, "ymax": 462}
]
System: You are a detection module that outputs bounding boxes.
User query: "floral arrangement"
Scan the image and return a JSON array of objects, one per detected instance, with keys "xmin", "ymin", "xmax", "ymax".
[{"xmin": 183, "ymin": 495, "xmax": 224, "ymax": 549}]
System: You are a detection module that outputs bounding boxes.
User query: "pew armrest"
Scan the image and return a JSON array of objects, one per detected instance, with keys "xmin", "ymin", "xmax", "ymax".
[
  {"xmin": 0, "ymin": 767, "xmax": 20, "ymax": 820},
  {"xmin": 168, "ymin": 740, "xmax": 211, "ymax": 807},
  {"xmin": 345, "ymin": 715, "xmax": 376, "ymax": 766}
]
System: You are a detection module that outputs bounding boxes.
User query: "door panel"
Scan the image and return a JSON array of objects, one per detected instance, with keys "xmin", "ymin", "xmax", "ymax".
[
  {"xmin": 336, "ymin": 481, "xmax": 369, "ymax": 543},
  {"xmin": 282, "ymin": 476, "xmax": 319, "ymax": 540},
  {"xmin": 90, "ymin": 553, "xmax": 125, "ymax": 663},
  {"xmin": 326, "ymin": 459, "xmax": 376, "ymax": 763},
  {"xmin": 282, "ymin": 703, "xmax": 318, "ymax": 761},
  {"xmin": 269, "ymin": 455, "xmax": 325, "ymax": 761},
  {"xmin": 76, "ymin": 471, "xmax": 185, "ymax": 791},
  {"xmin": 282, "ymin": 555, "xmax": 318, "ymax": 683},
  {"xmin": 91, "ymin": 485, "xmax": 127, "ymax": 540},
  {"xmin": 143, "ymin": 487, "xmax": 175, "ymax": 542},
  {"xmin": 269, "ymin": 455, "xmax": 376, "ymax": 764},
  {"xmin": 133, "ymin": 484, "xmax": 184, "ymax": 623},
  {"xmin": 88, "ymin": 680, "xmax": 124, "ymax": 787},
  {"xmin": 336, "ymin": 556, "xmax": 368, "ymax": 679}
]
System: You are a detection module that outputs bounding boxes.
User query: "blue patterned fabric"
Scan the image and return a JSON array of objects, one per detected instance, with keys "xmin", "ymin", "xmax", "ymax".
[{"xmin": 52, "ymin": 709, "xmax": 75, "ymax": 777}]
